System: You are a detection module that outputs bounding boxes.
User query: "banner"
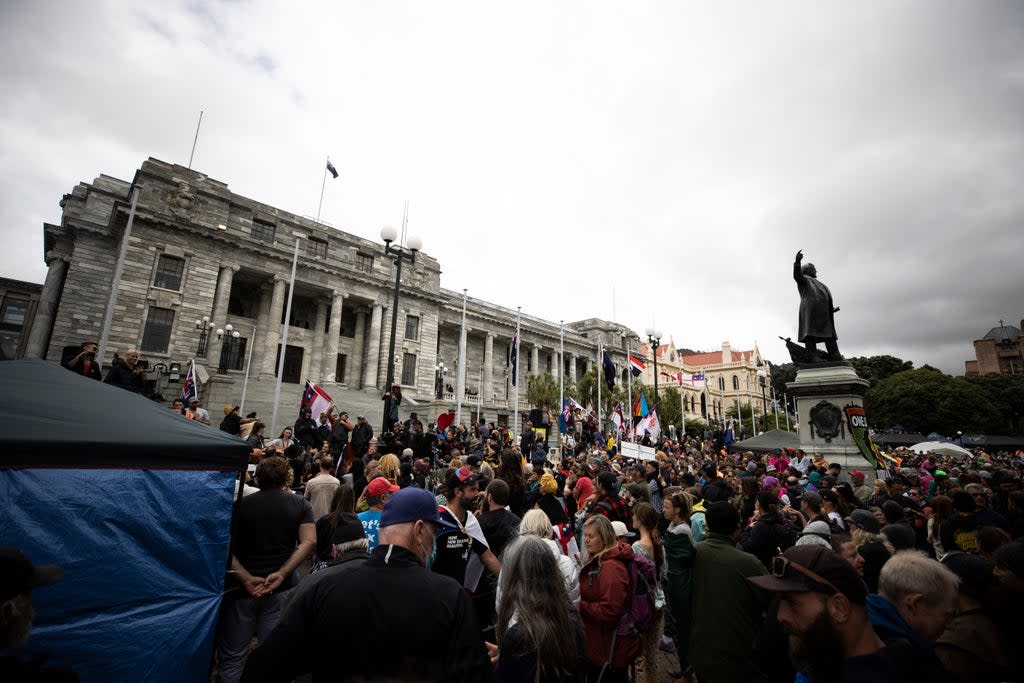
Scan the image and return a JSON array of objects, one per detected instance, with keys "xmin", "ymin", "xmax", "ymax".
[
  {"xmin": 845, "ymin": 405, "xmax": 881, "ymax": 469},
  {"xmin": 621, "ymin": 442, "xmax": 657, "ymax": 461}
]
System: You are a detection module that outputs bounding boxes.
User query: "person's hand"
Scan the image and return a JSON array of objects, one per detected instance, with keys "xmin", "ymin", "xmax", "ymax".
[
  {"xmin": 796, "ymin": 249, "xmax": 803, "ymax": 261},
  {"xmin": 263, "ymin": 572, "xmax": 285, "ymax": 594},
  {"xmin": 242, "ymin": 575, "xmax": 267, "ymax": 597},
  {"xmin": 484, "ymin": 641, "xmax": 499, "ymax": 665}
]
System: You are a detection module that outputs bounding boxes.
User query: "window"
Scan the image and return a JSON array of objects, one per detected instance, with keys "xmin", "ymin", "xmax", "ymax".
[
  {"xmin": 405, "ymin": 315, "xmax": 420, "ymax": 341},
  {"xmin": 252, "ymin": 219, "xmax": 275, "ymax": 244},
  {"xmin": 340, "ymin": 307, "xmax": 357, "ymax": 338},
  {"xmin": 218, "ymin": 336, "xmax": 247, "ymax": 371},
  {"xmin": 401, "ymin": 352, "xmax": 417, "ymax": 385},
  {"xmin": 141, "ymin": 307, "xmax": 175, "ymax": 353},
  {"xmin": 307, "ymin": 237, "xmax": 328, "ymax": 259},
  {"xmin": 153, "ymin": 255, "xmax": 184, "ymax": 290},
  {"xmin": 732, "ymin": 375, "xmax": 740, "ymax": 390},
  {"xmin": 0, "ymin": 296, "xmax": 29, "ymax": 330},
  {"xmin": 718, "ymin": 376, "xmax": 725, "ymax": 391},
  {"xmin": 355, "ymin": 253, "xmax": 373, "ymax": 273},
  {"xmin": 335, "ymin": 354, "xmax": 347, "ymax": 383}
]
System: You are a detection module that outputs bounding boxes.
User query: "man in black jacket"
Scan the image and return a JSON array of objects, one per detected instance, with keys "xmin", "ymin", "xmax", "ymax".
[
  {"xmin": 241, "ymin": 488, "xmax": 492, "ymax": 683},
  {"xmin": 702, "ymin": 462, "xmax": 734, "ymax": 504},
  {"xmin": 351, "ymin": 415, "xmax": 373, "ymax": 459},
  {"xmin": 103, "ymin": 350, "xmax": 144, "ymax": 393}
]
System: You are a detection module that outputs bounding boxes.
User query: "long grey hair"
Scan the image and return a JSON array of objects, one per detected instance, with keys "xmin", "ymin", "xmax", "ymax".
[{"xmin": 496, "ymin": 534, "xmax": 579, "ymax": 679}]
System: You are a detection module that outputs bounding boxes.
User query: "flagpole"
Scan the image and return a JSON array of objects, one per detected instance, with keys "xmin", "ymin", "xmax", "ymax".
[
  {"xmin": 559, "ymin": 321, "xmax": 564, "ymax": 441},
  {"xmin": 188, "ymin": 110, "xmax": 203, "ymax": 170},
  {"xmin": 316, "ymin": 158, "xmax": 329, "ymax": 224},
  {"xmin": 271, "ymin": 232, "xmax": 304, "ymax": 435},
  {"xmin": 239, "ymin": 325, "xmax": 257, "ymax": 414},
  {"xmin": 783, "ymin": 391, "xmax": 791, "ymax": 431},
  {"xmin": 772, "ymin": 384, "xmax": 780, "ymax": 430},
  {"xmin": 477, "ymin": 366, "xmax": 483, "ymax": 420},
  {"xmin": 513, "ymin": 307, "xmax": 521, "ymax": 440},
  {"xmin": 597, "ymin": 341, "xmax": 602, "ymax": 436},
  {"xmin": 625, "ymin": 336, "xmax": 633, "ymax": 443},
  {"xmin": 456, "ymin": 288, "xmax": 468, "ymax": 425}
]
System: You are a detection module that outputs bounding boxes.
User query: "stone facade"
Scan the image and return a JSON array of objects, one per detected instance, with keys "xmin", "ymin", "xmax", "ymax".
[
  {"xmin": 0, "ymin": 277, "xmax": 42, "ymax": 360},
  {"xmin": 28, "ymin": 159, "xmax": 636, "ymax": 432}
]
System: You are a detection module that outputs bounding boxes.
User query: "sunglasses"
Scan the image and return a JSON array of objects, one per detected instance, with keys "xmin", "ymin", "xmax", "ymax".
[{"xmin": 770, "ymin": 555, "xmax": 841, "ymax": 595}]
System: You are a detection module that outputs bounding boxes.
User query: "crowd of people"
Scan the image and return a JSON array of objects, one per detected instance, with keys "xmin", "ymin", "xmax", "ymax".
[
  {"xmin": 15, "ymin": 348, "xmax": 1019, "ymax": 681},
  {"xmin": 199, "ymin": 396, "xmax": 1024, "ymax": 683}
]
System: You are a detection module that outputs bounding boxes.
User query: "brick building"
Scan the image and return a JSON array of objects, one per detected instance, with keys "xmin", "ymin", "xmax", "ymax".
[{"xmin": 965, "ymin": 320, "xmax": 1023, "ymax": 375}]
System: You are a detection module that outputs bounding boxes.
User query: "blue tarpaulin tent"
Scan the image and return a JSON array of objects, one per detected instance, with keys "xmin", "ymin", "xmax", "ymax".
[{"xmin": 0, "ymin": 359, "xmax": 249, "ymax": 682}]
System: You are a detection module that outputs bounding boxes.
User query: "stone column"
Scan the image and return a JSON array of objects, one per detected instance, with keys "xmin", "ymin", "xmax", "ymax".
[
  {"xmin": 261, "ymin": 276, "xmax": 286, "ymax": 376},
  {"xmin": 569, "ymin": 352, "xmax": 577, "ymax": 383},
  {"xmin": 322, "ymin": 291, "xmax": 345, "ymax": 382},
  {"xmin": 363, "ymin": 302, "xmax": 383, "ymax": 390},
  {"xmin": 351, "ymin": 307, "xmax": 367, "ymax": 387},
  {"xmin": 483, "ymin": 333, "xmax": 494, "ymax": 400},
  {"xmin": 208, "ymin": 264, "xmax": 238, "ymax": 370},
  {"xmin": 310, "ymin": 296, "xmax": 330, "ymax": 382},
  {"xmin": 24, "ymin": 253, "xmax": 69, "ymax": 358},
  {"xmin": 531, "ymin": 344, "xmax": 540, "ymax": 377}
]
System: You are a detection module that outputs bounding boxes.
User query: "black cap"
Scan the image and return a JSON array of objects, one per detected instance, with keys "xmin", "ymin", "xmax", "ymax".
[
  {"xmin": 747, "ymin": 545, "xmax": 867, "ymax": 604},
  {"xmin": 597, "ymin": 471, "xmax": 619, "ymax": 491},
  {"xmin": 0, "ymin": 547, "xmax": 64, "ymax": 603},
  {"xmin": 844, "ymin": 509, "xmax": 881, "ymax": 534},
  {"xmin": 331, "ymin": 513, "xmax": 367, "ymax": 545}
]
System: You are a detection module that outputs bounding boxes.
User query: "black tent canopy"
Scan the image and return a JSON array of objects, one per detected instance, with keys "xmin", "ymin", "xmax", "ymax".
[
  {"xmin": 0, "ymin": 358, "xmax": 249, "ymax": 468},
  {"xmin": 730, "ymin": 429, "xmax": 800, "ymax": 453}
]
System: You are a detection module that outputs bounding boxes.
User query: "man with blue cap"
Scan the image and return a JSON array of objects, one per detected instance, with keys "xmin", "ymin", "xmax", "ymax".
[{"xmin": 243, "ymin": 487, "xmax": 493, "ymax": 682}]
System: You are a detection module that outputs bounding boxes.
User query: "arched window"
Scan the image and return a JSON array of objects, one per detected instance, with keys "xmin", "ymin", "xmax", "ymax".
[
  {"xmin": 718, "ymin": 376, "xmax": 725, "ymax": 391},
  {"xmin": 732, "ymin": 375, "xmax": 740, "ymax": 390}
]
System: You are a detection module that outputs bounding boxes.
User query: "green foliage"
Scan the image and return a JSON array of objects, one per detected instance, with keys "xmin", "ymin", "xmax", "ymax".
[
  {"xmin": 864, "ymin": 367, "xmax": 1003, "ymax": 435},
  {"xmin": 525, "ymin": 372, "xmax": 560, "ymax": 409},
  {"xmin": 963, "ymin": 373, "xmax": 1024, "ymax": 434},
  {"xmin": 770, "ymin": 363, "xmax": 798, "ymax": 397},
  {"xmin": 848, "ymin": 355, "xmax": 914, "ymax": 386}
]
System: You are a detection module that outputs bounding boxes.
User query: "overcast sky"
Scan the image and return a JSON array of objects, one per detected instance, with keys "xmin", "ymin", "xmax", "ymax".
[{"xmin": 2, "ymin": 1, "xmax": 1022, "ymax": 374}]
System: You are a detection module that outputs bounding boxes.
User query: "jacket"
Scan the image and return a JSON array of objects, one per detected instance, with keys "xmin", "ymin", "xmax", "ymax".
[
  {"xmin": 740, "ymin": 515, "xmax": 797, "ymax": 568},
  {"xmin": 662, "ymin": 525, "xmax": 695, "ymax": 665},
  {"xmin": 867, "ymin": 593, "xmax": 953, "ymax": 683},
  {"xmin": 243, "ymin": 544, "xmax": 491, "ymax": 682},
  {"xmin": 579, "ymin": 542, "xmax": 641, "ymax": 669},
  {"xmin": 690, "ymin": 532, "xmax": 769, "ymax": 683}
]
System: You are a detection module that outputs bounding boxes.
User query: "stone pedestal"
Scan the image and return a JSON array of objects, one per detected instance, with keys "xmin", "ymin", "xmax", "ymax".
[{"xmin": 787, "ymin": 362, "xmax": 878, "ymax": 478}]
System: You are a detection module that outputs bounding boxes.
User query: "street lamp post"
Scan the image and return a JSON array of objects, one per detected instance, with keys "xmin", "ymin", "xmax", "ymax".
[
  {"xmin": 645, "ymin": 328, "xmax": 662, "ymax": 409},
  {"xmin": 195, "ymin": 316, "xmax": 214, "ymax": 357},
  {"xmin": 757, "ymin": 368, "xmax": 768, "ymax": 430},
  {"xmin": 215, "ymin": 324, "xmax": 241, "ymax": 371},
  {"xmin": 434, "ymin": 361, "xmax": 448, "ymax": 399},
  {"xmin": 380, "ymin": 226, "xmax": 422, "ymax": 434}
]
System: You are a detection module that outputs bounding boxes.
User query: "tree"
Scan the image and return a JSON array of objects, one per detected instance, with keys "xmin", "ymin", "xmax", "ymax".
[
  {"xmin": 963, "ymin": 373, "xmax": 1024, "ymax": 434},
  {"xmin": 864, "ymin": 368, "xmax": 1002, "ymax": 435},
  {"xmin": 525, "ymin": 372, "xmax": 560, "ymax": 410},
  {"xmin": 770, "ymin": 362, "xmax": 798, "ymax": 398},
  {"xmin": 848, "ymin": 355, "xmax": 914, "ymax": 386}
]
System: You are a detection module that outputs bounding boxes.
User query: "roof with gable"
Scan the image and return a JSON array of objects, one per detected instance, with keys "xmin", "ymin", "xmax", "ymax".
[{"xmin": 682, "ymin": 349, "xmax": 756, "ymax": 367}]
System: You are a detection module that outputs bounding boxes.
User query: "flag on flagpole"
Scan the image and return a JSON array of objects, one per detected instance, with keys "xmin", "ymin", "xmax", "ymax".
[
  {"xmin": 682, "ymin": 372, "xmax": 706, "ymax": 389},
  {"xmin": 628, "ymin": 354, "xmax": 645, "ymax": 377},
  {"xmin": 602, "ymin": 347, "xmax": 615, "ymax": 391},
  {"xmin": 646, "ymin": 408, "xmax": 661, "ymax": 440},
  {"xmin": 633, "ymin": 392, "xmax": 649, "ymax": 418},
  {"xmin": 301, "ymin": 380, "xmax": 333, "ymax": 419},
  {"xmin": 180, "ymin": 360, "xmax": 197, "ymax": 402},
  {"xmin": 326, "ymin": 160, "xmax": 339, "ymax": 179},
  {"xmin": 560, "ymin": 398, "xmax": 575, "ymax": 434},
  {"xmin": 612, "ymin": 403, "xmax": 626, "ymax": 436},
  {"xmin": 509, "ymin": 327, "xmax": 520, "ymax": 387}
]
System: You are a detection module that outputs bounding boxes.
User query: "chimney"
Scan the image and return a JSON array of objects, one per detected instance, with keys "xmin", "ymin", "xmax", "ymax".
[{"xmin": 722, "ymin": 341, "xmax": 732, "ymax": 363}]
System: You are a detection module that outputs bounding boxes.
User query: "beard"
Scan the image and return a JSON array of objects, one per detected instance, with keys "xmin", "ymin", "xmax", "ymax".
[{"xmin": 787, "ymin": 606, "xmax": 845, "ymax": 683}]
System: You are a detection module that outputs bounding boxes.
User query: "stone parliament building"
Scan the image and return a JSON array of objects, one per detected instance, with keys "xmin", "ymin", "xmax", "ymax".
[{"xmin": 27, "ymin": 158, "xmax": 659, "ymax": 431}]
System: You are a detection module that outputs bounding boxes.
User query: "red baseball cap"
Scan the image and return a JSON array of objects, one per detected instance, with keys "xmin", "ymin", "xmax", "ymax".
[{"xmin": 366, "ymin": 477, "xmax": 400, "ymax": 498}]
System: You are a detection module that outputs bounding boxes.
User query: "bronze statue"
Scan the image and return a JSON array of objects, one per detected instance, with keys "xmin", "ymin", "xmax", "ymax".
[{"xmin": 793, "ymin": 250, "xmax": 841, "ymax": 362}]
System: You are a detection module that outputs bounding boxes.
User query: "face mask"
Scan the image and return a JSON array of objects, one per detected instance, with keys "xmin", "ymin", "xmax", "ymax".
[{"xmin": 418, "ymin": 524, "xmax": 437, "ymax": 569}]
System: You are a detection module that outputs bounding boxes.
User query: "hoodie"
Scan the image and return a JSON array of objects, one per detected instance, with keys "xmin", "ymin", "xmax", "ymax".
[{"xmin": 867, "ymin": 593, "xmax": 952, "ymax": 683}]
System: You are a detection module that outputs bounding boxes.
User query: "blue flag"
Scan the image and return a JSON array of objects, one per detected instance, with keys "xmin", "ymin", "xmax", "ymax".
[
  {"xmin": 326, "ymin": 160, "xmax": 339, "ymax": 178},
  {"xmin": 602, "ymin": 349, "xmax": 615, "ymax": 391}
]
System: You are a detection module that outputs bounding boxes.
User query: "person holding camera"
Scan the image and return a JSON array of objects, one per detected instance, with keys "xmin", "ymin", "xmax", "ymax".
[
  {"xmin": 64, "ymin": 340, "xmax": 102, "ymax": 380},
  {"xmin": 103, "ymin": 349, "xmax": 144, "ymax": 393}
]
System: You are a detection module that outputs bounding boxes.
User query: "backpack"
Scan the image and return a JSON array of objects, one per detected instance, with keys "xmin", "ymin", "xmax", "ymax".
[{"xmin": 615, "ymin": 552, "xmax": 659, "ymax": 636}]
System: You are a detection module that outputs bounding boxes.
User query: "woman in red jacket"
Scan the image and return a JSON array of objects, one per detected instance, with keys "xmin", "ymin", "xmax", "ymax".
[{"xmin": 579, "ymin": 515, "xmax": 641, "ymax": 683}]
